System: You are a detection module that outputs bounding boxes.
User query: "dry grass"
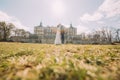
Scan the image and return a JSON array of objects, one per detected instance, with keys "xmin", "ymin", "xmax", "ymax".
[{"xmin": 0, "ymin": 42, "xmax": 120, "ymax": 80}]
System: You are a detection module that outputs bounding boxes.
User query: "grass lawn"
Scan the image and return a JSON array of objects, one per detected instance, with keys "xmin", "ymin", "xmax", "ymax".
[{"xmin": 0, "ymin": 42, "xmax": 120, "ymax": 80}]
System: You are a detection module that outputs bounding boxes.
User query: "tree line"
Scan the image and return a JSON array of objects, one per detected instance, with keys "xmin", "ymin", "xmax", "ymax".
[
  {"xmin": 0, "ymin": 21, "xmax": 30, "ymax": 41},
  {"xmin": 73, "ymin": 28, "xmax": 120, "ymax": 44},
  {"xmin": 0, "ymin": 21, "xmax": 120, "ymax": 43}
]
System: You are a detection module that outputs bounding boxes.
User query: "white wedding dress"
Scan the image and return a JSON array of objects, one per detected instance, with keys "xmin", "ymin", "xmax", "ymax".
[{"xmin": 54, "ymin": 26, "xmax": 62, "ymax": 45}]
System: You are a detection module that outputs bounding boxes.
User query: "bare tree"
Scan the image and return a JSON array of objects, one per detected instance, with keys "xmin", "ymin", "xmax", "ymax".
[{"xmin": 115, "ymin": 29, "xmax": 120, "ymax": 42}]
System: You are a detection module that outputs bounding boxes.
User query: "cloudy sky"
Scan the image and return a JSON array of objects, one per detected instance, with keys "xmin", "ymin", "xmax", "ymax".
[{"xmin": 0, "ymin": 0, "xmax": 120, "ymax": 34}]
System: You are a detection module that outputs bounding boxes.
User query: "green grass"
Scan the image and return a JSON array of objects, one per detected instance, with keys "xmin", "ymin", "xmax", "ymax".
[{"xmin": 0, "ymin": 42, "xmax": 120, "ymax": 80}]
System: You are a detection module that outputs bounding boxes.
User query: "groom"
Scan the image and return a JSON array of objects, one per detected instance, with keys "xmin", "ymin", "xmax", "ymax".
[{"xmin": 61, "ymin": 26, "xmax": 65, "ymax": 44}]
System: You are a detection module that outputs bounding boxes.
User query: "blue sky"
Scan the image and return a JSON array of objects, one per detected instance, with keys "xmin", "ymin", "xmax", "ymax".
[{"xmin": 0, "ymin": 0, "xmax": 120, "ymax": 34}]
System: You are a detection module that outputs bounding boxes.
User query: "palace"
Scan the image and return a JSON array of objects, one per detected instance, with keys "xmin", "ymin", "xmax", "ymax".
[
  {"xmin": 10, "ymin": 22, "xmax": 112, "ymax": 44},
  {"xmin": 34, "ymin": 22, "xmax": 77, "ymax": 43}
]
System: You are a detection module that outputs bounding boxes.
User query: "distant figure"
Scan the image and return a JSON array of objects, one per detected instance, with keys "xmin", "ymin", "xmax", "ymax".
[
  {"xmin": 61, "ymin": 27, "xmax": 65, "ymax": 44},
  {"xmin": 54, "ymin": 25, "xmax": 62, "ymax": 45}
]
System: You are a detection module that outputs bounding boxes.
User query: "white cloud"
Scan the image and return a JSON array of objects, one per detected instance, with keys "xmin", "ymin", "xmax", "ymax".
[
  {"xmin": 0, "ymin": 11, "xmax": 30, "ymax": 31},
  {"xmin": 76, "ymin": 25, "xmax": 89, "ymax": 34},
  {"xmin": 80, "ymin": 12, "xmax": 103, "ymax": 22},
  {"xmin": 80, "ymin": 0, "xmax": 120, "ymax": 22},
  {"xmin": 99, "ymin": 0, "xmax": 120, "ymax": 18},
  {"xmin": 0, "ymin": 11, "xmax": 12, "ymax": 21}
]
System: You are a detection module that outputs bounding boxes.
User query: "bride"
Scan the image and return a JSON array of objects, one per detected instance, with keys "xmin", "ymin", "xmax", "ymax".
[{"xmin": 54, "ymin": 24, "xmax": 62, "ymax": 45}]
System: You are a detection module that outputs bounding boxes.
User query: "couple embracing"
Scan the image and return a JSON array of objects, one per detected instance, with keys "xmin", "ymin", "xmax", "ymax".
[{"xmin": 54, "ymin": 24, "xmax": 65, "ymax": 45}]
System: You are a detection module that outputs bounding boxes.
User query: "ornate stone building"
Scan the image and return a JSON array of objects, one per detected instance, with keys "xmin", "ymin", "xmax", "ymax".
[
  {"xmin": 10, "ymin": 22, "xmax": 112, "ymax": 44},
  {"xmin": 34, "ymin": 22, "xmax": 77, "ymax": 43}
]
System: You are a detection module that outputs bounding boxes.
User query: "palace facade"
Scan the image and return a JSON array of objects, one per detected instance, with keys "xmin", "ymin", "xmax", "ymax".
[
  {"xmin": 34, "ymin": 22, "xmax": 77, "ymax": 43},
  {"xmin": 10, "ymin": 22, "xmax": 112, "ymax": 44}
]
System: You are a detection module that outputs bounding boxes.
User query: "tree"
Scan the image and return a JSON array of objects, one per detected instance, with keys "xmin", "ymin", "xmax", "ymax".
[
  {"xmin": 0, "ymin": 22, "xmax": 15, "ymax": 41},
  {"xmin": 115, "ymin": 29, "xmax": 120, "ymax": 42},
  {"xmin": 13, "ymin": 29, "xmax": 26, "ymax": 37}
]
